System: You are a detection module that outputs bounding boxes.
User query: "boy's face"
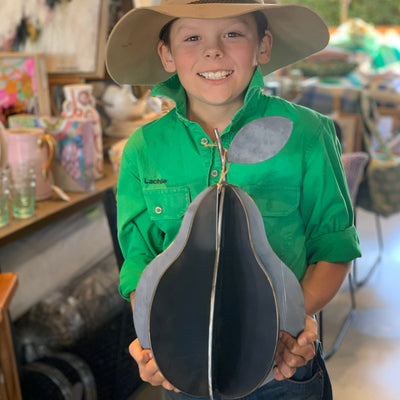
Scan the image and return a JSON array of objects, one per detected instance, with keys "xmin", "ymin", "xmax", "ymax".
[{"xmin": 158, "ymin": 15, "xmax": 272, "ymax": 112}]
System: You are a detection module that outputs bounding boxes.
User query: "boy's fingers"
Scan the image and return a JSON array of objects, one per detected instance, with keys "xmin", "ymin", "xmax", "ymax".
[
  {"xmin": 128, "ymin": 339, "xmax": 180, "ymax": 392},
  {"xmin": 129, "ymin": 338, "xmax": 141, "ymax": 357},
  {"xmin": 276, "ymin": 347, "xmax": 306, "ymax": 368},
  {"xmin": 150, "ymin": 368, "xmax": 180, "ymax": 392},
  {"xmin": 138, "ymin": 358, "xmax": 167, "ymax": 385},
  {"xmin": 279, "ymin": 331, "xmax": 297, "ymax": 350},
  {"xmin": 129, "ymin": 339, "xmax": 152, "ymax": 364},
  {"xmin": 298, "ymin": 316, "xmax": 318, "ymax": 346},
  {"xmin": 162, "ymin": 380, "xmax": 176, "ymax": 391},
  {"xmin": 275, "ymin": 327, "xmax": 317, "ymax": 380},
  {"xmin": 141, "ymin": 358, "xmax": 160, "ymax": 377},
  {"xmin": 275, "ymin": 342, "xmax": 305, "ymax": 374},
  {"xmin": 285, "ymin": 335, "xmax": 315, "ymax": 362},
  {"xmin": 273, "ymin": 365, "xmax": 286, "ymax": 381},
  {"xmin": 273, "ymin": 361, "xmax": 296, "ymax": 380}
]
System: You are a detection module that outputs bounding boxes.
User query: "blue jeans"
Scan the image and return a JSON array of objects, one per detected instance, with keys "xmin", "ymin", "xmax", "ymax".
[{"xmin": 161, "ymin": 342, "xmax": 332, "ymax": 400}]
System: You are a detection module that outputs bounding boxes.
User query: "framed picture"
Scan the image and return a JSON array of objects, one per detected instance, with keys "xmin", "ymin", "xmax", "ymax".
[
  {"xmin": 0, "ymin": 52, "xmax": 51, "ymax": 126},
  {"xmin": 0, "ymin": 0, "xmax": 109, "ymax": 78}
]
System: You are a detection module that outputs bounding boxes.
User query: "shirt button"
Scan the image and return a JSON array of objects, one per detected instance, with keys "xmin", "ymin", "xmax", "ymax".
[
  {"xmin": 201, "ymin": 138, "xmax": 209, "ymax": 145},
  {"xmin": 155, "ymin": 206, "xmax": 163, "ymax": 214},
  {"xmin": 211, "ymin": 170, "xmax": 219, "ymax": 178}
]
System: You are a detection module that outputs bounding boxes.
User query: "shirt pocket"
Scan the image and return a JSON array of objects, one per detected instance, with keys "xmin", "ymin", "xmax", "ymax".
[
  {"xmin": 242, "ymin": 184, "xmax": 303, "ymax": 268},
  {"xmin": 143, "ymin": 186, "xmax": 191, "ymax": 242},
  {"xmin": 244, "ymin": 184, "xmax": 300, "ymax": 217}
]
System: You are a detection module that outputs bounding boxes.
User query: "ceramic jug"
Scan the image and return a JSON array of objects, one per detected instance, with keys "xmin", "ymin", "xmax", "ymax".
[
  {"xmin": 61, "ymin": 84, "xmax": 104, "ymax": 179},
  {"xmin": 3, "ymin": 128, "xmax": 56, "ymax": 201}
]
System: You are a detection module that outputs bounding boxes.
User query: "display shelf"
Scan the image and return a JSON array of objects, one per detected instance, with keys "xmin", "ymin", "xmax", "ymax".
[
  {"xmin": 0, "ymin": 272, "xmax": 22, "ymax": 400},
  {"xmin": 0, "ymin": 163, "xmax": 117, "ymax": 247}
]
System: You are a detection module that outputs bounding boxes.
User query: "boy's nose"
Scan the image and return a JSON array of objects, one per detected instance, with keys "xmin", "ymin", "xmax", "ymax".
[{"xmin": 204, "ymin": 45, "xmax": 223, "ymax": 59}]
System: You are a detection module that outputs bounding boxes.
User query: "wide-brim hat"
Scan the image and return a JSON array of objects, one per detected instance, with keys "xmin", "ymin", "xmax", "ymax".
[{"xmin": 106, "ymin": 0, "xmax": 329, "ymax": 85}]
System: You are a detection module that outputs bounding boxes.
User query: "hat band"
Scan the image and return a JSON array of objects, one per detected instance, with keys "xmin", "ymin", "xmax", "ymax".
[
  {"xmin": 189, "ymin": 0, "xmax": 264, "ymax": 4},
  {"xmin": 162, "ymin": 0, "xmax": 267, "ymax": 5}
]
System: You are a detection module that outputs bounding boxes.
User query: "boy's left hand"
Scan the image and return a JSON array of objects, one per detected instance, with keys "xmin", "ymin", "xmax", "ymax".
[{"xmin": 273, "ymin": 314, "xmax": 318, "ymax": 381}]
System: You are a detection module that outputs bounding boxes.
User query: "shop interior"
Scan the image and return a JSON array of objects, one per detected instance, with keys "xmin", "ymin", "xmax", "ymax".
[{"xmin": 0, "ymin": 0, "xmax": 399, "ymax": 399}]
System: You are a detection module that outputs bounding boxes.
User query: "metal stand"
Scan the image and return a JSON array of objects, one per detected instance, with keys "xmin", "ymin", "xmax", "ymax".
[
  {"xmin": 321, "ymin": 272, "xmax": 356, "ymax": 361},
  {"xmin": 321, "ymin": 211, "xmax": 383, "ymax": 360},
  {"xmin": 353, "ymin": 213, "xmax": 383, "ymax": 288}
]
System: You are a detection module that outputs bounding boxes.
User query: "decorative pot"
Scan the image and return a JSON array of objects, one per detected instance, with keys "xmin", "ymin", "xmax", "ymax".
[{"xmin": 62, "ymin": 84, "xmax": 103, "ymax": 179}]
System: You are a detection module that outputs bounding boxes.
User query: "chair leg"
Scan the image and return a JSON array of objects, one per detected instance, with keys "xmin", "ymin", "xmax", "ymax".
[
  {"xmin": 112, "ymin": 302, "xmax": 132, "ymax": 400},
  {"xmin": 322, "ymin": 271, "xmax": 356, "ymax": 361},
  {"xmin": 353, "ymin": 212, "xmax": 383, "ymax": 288},
  {"xmin": 102, "ymin": 188, "xmax": 125, "ymax": 270},
  {"xmin": 321, "ymin": 211, "xmax": 383, "ymax": 360}
]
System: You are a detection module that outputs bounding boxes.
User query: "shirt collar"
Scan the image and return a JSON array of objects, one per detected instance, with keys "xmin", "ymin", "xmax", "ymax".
[
  {"xmin": 151, "ymin": 66, "xmax": 265, "ymax": 122},
  {"xmin": 151, "ymin": 73, "xmax": 188, "ymax": 117}
]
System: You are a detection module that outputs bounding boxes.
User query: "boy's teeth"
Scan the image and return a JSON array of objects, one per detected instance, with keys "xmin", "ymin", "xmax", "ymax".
[{"xmin": 198, "ymin": 71, "xmax": 233, "ymax": 80}]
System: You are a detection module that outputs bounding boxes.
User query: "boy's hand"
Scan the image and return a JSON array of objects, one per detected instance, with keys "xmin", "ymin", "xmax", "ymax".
[
  {"xmin": 130, "ymin": 316, "xmax": 316, "ymax": 387},
  {"xmin": 273, "ymin": 314, "xmax": 318, "ymax": 381},
  {"xmin": 129, "ymin": 338, "xmax": 180, "ymax": 392}
]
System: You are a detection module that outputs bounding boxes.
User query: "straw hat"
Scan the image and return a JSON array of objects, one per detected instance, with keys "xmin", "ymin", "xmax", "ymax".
[{"xmin": 106, "ymin": 0, "xmax": 329, "ymax": 85}]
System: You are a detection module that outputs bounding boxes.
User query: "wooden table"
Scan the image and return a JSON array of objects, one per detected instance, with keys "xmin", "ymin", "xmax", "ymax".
[{"xmin": 0, "ymin": 163, "xmax": 117, "ymax": 247}]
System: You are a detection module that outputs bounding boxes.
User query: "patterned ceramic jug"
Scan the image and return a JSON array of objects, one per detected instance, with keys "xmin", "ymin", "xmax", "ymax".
[{"xmin": 61, "ymin": 84, "xmax": 104, "ymax": 179}]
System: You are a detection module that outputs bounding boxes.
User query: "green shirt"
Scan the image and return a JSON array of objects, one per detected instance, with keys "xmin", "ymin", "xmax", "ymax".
[{"xmin": 117, "ymin": 68, "xmax": 361, "ymax": 300}]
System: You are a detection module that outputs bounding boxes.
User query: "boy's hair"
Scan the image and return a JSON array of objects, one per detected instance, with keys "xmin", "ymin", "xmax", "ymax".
[{"xmin": 159, "ymin": 11, "xmax": 269, "ymax": 47}]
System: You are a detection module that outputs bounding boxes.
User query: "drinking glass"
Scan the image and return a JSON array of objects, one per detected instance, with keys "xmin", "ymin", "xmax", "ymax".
[
  {"xmin": 9, "ymin": 164, "xmax": 36, "ymax": 219},
  {"xmin": 0, "ymin": 170, "xmax": 9, "ymax": 227}
]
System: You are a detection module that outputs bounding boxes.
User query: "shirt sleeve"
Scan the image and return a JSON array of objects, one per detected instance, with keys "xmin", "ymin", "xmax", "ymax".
[
  {"xmin": 300, "ymin": 116, "xmax": 361, "ymax": 265},
  {"xmin": 117, "ymin": 136, "xmax": 164, "ymax": 300}
]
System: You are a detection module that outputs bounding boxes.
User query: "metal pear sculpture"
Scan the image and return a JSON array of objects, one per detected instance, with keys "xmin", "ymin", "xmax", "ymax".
[{"xmin": 133, "ymin": 117, "xmax": 305, "ymax": 399}]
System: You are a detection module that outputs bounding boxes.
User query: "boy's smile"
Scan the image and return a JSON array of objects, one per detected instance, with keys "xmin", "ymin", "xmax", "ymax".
[
  {"xmin": 158, "ymin": 15, "xmax": 272, "ymax": 119},
  {"xmin": 197, "ymin": 70, "xmax": 233, "ymax": 81}
]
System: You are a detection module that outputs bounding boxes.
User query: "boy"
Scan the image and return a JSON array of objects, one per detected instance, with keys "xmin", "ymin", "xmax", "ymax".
[{"xmin": 106, "ymin": 1, "xmax": 361, "ymax": 399}]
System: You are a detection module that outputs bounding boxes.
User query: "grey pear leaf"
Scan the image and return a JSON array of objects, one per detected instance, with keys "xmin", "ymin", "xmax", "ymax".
[{"xmin": 228, "ymin": 116, "xmax": 293, "ymax": 164}]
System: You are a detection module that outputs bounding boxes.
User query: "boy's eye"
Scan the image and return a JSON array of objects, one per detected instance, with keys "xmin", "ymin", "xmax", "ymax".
[
  {"xmin": 185, "ymin": 35, "xmax": 200, "ymax": 42},
  {"xmin": 225, "ymin": 32, "xmax": 242, "ymax": 38}
]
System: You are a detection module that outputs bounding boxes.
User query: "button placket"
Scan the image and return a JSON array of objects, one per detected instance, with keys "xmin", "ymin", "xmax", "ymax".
[
  {"xmin": 211, "ymin": 169, "xmax": 219, "ymax": 178},
  {"xmin": 154, "ymin": 206, "xmax": 163, "ymax": 214},
  {"xmin": 209, "ymin": 141, "xmax": 223, "ymax": 183}
]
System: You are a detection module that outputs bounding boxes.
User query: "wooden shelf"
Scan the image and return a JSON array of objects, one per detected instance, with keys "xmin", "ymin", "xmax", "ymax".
[
  {"xmin": 0, "ymin": 272, "xmax": 22, "ymax": 400},
  {"xmin": 0, "ymin": 163, "xmax": 117, "ymax": 247}
]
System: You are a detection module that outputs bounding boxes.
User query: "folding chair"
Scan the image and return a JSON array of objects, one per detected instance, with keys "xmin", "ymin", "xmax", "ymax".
[{"xmin": 320, "ymin": 152, "xmax": 369, "ymax": 360}]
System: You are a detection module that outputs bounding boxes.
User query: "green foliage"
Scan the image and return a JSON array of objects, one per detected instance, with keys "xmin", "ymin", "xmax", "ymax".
[
  {"xmin": 349, "ymin": 0, "xmax": 400, "ymax": 26},
  {"xmin": 278, "ymin": 0, "xmax": 400, "ymax": 27}
]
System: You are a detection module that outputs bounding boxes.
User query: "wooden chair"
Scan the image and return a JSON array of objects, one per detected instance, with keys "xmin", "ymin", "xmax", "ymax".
[{"xmin": 0, "ymin": 272, "xmax": 22, "ymax": 400}]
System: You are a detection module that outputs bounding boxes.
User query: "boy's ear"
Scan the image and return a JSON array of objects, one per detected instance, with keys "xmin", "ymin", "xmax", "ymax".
[
  {"xmin": 158, "ymin": 41, "xmax": 177, "ymax": 73},
  {"xmin": 257, "ymin": 30, "xmax": 273, "ymax": 65}
]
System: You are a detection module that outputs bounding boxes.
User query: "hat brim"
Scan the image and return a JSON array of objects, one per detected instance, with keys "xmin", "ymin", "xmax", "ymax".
[{"xmin": 106, "ymin": 4, "xmax": 329, "ymax": 85}]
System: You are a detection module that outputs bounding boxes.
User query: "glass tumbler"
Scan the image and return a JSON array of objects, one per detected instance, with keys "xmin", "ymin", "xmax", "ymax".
[
  {"xmin": 9, "ymin": 164, "xmax": 36, "ymax": 219},
  {"xmin": 0, "ymin": 170, "xmax": 9, "ymax": 227}
]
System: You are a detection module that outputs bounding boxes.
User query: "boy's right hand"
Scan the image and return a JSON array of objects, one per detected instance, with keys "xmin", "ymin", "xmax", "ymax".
[{"xmin": 129, "ymin": 338, "xmax": 180, "ymax": 392}]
